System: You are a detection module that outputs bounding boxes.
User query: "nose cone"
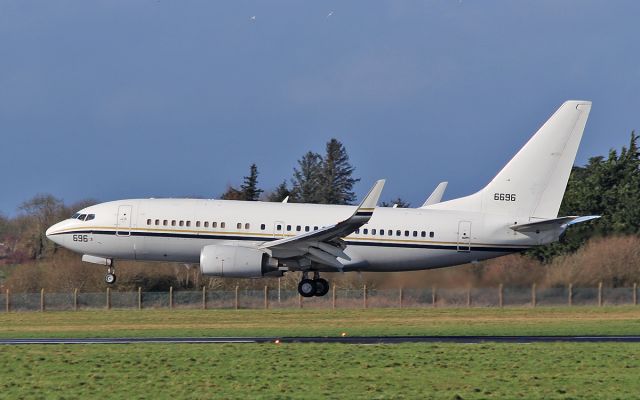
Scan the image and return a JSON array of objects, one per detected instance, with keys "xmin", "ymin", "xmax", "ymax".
[{"xmin": 46, "ymin": 222, "xmax": 65, "ymax": 246}]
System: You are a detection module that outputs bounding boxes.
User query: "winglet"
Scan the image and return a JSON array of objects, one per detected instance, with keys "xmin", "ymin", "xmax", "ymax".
[
  {"xmin": 355, "ymin": 179, "xmax": 385, "ymax": 217},
  {"xmin": 421, "ymin": 181, "xmax": 448, "ymax": 208}
]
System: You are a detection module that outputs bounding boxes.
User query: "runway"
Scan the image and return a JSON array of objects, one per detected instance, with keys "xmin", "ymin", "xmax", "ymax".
[{"xmin": 2, "ymin": 335, "xmax": 640, "ymax": 345}]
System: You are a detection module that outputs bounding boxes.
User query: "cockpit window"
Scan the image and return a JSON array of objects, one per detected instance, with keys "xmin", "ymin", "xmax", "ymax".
[
  {"xmin": 71, "ymin": 213, "xmax": 80, "ymax": 219},
  {"xmin": 86, "ymin": 214, "xmax": 95, "ymax": 221},
  {"xmin": 78, "ymin": 214, "xmax": 87, "ymax": 221}
]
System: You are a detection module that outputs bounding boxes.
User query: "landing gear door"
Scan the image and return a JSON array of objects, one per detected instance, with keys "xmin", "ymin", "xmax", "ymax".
[
  {"xmin": 116, "ymin": 205, "xmax": 132, "ymax": 237},
  {"xmin": 457, "ymin": 221, "xmax": 471, "ymax": 252}
]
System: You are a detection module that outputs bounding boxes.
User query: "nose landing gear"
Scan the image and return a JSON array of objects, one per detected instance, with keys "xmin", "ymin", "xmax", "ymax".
[
  {"xmin": 297, "ymin": 272, "xmax": 330, "ymax": 297},
  {"xmin": 105, "ymin": 264, "xmax": 116, "ymax": 284}
]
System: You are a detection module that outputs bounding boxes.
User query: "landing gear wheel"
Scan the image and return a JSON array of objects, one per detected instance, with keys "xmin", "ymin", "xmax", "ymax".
[
  {"xmin": 314, "ymin": 278, "xmax": 330, "ymax": 297},
  {"xmin": 105, "ymin": 272, "xmax": 116, "ymax": 284},
  {"xmin": 298, "ymin": 279, "xmax": 317, "ymax": 297}
]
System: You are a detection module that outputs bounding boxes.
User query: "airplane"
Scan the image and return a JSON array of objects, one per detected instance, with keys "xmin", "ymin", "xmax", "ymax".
[{"xmin": 46, "ymin": 100, "xmax": 598, "ymax": 297}]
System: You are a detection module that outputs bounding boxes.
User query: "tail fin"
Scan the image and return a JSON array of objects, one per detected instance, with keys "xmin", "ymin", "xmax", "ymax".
[{"xmin": 432, "ymin": 100, "xmax": 592, "ymax": 219}]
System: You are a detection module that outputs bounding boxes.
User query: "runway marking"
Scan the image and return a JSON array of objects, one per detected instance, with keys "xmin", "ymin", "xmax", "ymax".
[{"xmin": 2, "ymin": 336, "xmax": 640, "ymax": 345}]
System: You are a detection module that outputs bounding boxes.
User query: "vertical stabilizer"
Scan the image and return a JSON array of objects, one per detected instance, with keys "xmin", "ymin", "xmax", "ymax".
[{"xmin": 432, "ymin": 100, "xmax": 592, "ymax": 219}]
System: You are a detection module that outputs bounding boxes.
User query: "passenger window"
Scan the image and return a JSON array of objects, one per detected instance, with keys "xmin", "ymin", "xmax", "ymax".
[
  {"xmin": 314, "ymin": 226, "xmax": 318, "ymax": 231},
  {"xmin": 421, "ymin": 231, "xmax": 426, "ymax": 237},
  {"xmin": 186, "ymin": 221, "xmax": 191, "ymax": 227},
  {"xmin": 355, "ymin": 229, "xmax": 360, "ymax": 234},
  {"xmin": 363, "ymin": 229, "xmax": 368, "ymax": 234},
  {"xmin": 413, "ymin": 231, "xmax": 418, "ymax": 237},
  {"xmin": 196, "ymin": 221, "xmax": 201, "ymax": 227},
  {"xmin": 163, "ymin": 220, "xmax": 168, "ymax": 226},
  {"xmin": 86, "ymin": 214, "xmax": 95, "ymax": 221},
  {"xmin": 221, "ymin": 222, "xmax": 226, "ymax": 228},
  {"xmin": 204, "ymin": 222, "xmax": 209, "ymax": 228},
  {"xmin": 147, "ymin": 219, "xmax": 151, "ymax": 225},
  {"xmin": 396, "ymin": 230, "xmax": 401, "ymax": 236},
  {"xmin": 277, "ymin": 224, "xmax": 282, "ymax": 231},
  {"xmin": 212, "ymin": 222, "xmax": 217, "ymax": 228},
  {"xmin": 404, "ymin": 231, "xmax": 409, "ymax": 237},
  {"xmin": 372, "ymin": 229, "xmax": 376, "ymax": 235},
  {"xmin": 287, "ymin": 225, "xmax": 291, "ymax": 231},
  {"xmin": 261, "ymin": 224, "xmax": 266, "ymax": 230},
  {"xmin": 155, "ymin": 219, "xmax": 160, "ymax": 226},
  {"xmin": 179, "ymin": 221, "xmax": 184, "ymax": 227},
  {"xmin": 388, "ymin": 230, "xmax": 392, "ymax": 236},
  {"xmin": 237, "ymin": 223, "xmax": 242, "ymax": 229},
  {"xmin": 172, "ymin": 220, "xmax": 176, "ymax": 226},
  {"xmin": 305, "ymin": 226, "xmax": 310, "ymax": 232},
  {"xmin": 245, "ymin": 223, "xmax": 250, "ymax": 229},
  {"xmin": 296, "ymin": 225, "xmax": 301, "ymax": 232},
  {"xmin": 430, "ymin": 231, "xmax": 434, "ymax": 238},
  {"xmin": 380, "ymin": 229, "xmax": 384, "ymax": 236}
]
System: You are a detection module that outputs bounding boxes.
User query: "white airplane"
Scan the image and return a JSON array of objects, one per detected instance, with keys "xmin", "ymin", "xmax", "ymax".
[{"xmin": 47, "ymin": 100, "xmax": 598, "ymax": 297}]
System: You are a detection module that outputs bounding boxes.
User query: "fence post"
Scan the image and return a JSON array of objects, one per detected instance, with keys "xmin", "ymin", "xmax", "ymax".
[
  {"xmin": 234, "ymin": 286, "xmax": 239, "ymax": 310},
  {"xmin": 298, "ymin": 293, "xmax": 303, "ymax": 309},
  {"xmin": 399, "ymin": 287, "xmax": 404, "ymax": 308},
  {"xmin": 634, "ymin": 283, "xmax": 638, "ymax": 306},
  {"xmin": 5, "ymin": 288, "xmax": 9, "ymax": 313},
  {"xmin": 73, "ymin": 288, "xmax": 78, "ymax": 311},
  {"xmin": 169, "ymin": 286, "xmax": 173, "ymax": 309},
  {"xmin": 598, "ymin": 281, "xmax": 603, "ymax": 307},
  {"xmin": 278, "ymin": 278, "xmax": 281, "ymax": 304},
  {"xmin": 363, "ymin": 285, "xmax": 368, "ymax": 309},
  {"xmin": 264, "ymin": 286, "xmax": 269, "ymax": 309},
  {"xmin": 466, "ymin": 286, "xmax": 471, "ymax": 307},
  {"xmin": 568, "ymin": 283, "xmax": 573, "ymax": 306},
  {"xmin": 106, "ymin": 287, "xmax": 111, "ymax": 310},
  {"xmin": 138, "ymin": 287, "xmax": 142, "ymax": 310},
  {"xmin": 432, "ymin": 286, "xmax": 437, "ymax": 307},
  {"xmin": 531, "ymin": 283, "xmax": 536, "ymax": 307},
  {"xmin": 498, "ymin": 283, "xmax": 503, "ymax": 308},
  {"xmin": 202, "ymin": 286, "xmax": 207, "ymax": 310},
  {"xmin": 332, "ymin": 285, "xmax": 336, "ymax": 310},
  {"xmin": 40, "ymin": 288, "xmax": 45, "ymax": 312}
]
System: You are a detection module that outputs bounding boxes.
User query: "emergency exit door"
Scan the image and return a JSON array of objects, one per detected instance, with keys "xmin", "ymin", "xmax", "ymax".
[{"xmin": 457, "ymin": 221, "xmax": 471, "ymax": 252}]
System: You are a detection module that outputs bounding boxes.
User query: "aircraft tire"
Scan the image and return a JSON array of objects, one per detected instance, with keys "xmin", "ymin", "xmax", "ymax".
[
  {"xmin": 105, "ymin": 273, "xmax": 116, "ymax": 285},
  {"xmin": 314, "ymin": 278, "xmax": 330, "ymax": 297},
  {"xmin": 298, "ymin": 279, "xmax": 316, "ymax": 297}
]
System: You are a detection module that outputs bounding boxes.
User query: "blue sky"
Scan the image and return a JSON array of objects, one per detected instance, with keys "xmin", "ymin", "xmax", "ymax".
[{"xmin": 1, "ymin": 1, "xmax": 639, "ymax": 215}]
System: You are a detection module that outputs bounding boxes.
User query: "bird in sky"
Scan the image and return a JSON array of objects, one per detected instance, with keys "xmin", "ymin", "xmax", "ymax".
[{"xmin": 327, "ymin": 11, "xmax": 334, "ymax": 17}]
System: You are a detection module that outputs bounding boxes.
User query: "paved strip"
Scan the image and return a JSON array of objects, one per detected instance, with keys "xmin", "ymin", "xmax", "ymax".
[{"xmin": 2, "ymin": 336, "xmax": 640, "ymax": 345}]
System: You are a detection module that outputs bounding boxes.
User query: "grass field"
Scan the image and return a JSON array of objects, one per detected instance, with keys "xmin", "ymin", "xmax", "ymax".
[{"xmin": 1, "ymin": 307, "xmax": 640, "ymax": 399}]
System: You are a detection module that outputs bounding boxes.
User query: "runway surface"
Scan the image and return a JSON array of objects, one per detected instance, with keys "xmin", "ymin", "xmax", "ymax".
[{"xmin": 2, "ymin": 336, "xmax": 640, "ymax": 345}]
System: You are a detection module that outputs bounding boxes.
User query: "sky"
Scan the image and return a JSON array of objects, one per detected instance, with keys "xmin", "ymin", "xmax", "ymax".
[{"xmin": 1, "ymin": 1, "xmax": 639, "ymax": 215}]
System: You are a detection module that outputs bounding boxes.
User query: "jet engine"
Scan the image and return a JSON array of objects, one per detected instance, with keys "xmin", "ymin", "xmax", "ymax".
[{"xmin": 199, "ymin": 244, "xmax": 279, "ymax": 278}]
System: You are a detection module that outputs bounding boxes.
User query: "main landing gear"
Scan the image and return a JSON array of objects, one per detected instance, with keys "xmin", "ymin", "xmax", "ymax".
[
  {"xmin": 105, "ymin": 264, "xmax": 116, "ymax": 285},
  {"xmin": 298, "ymin": 272, "xmax": 330, "ymax": 297}
]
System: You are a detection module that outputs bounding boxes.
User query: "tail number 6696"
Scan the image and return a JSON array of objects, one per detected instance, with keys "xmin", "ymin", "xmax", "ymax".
[{"xmin": 494, "ymin": 193, "xmax": 516, "ymax": 202}]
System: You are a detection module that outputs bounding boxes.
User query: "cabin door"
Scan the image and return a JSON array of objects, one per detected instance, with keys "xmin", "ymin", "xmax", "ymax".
[{"xmin": 457, "ymin": 221, "xmax": 471, "ymax": 252}]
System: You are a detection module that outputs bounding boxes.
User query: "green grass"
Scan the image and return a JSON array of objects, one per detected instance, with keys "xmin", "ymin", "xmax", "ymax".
[
  {"xmin": 1, "ymin": 342, "xmax": 639, "ymax": 399},
  {"xmin": 1, "ymin": 306, "xmax": 640, "ymax": 338}
]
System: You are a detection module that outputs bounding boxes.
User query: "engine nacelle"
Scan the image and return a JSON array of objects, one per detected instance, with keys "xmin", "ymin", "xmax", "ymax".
[{"xmin": 200, "ymin": 244, "xmax": 278, "ymax": 278}]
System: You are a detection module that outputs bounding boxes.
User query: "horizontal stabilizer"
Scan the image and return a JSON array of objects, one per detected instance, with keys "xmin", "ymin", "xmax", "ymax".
[{"xmin": 510, "ymin": 215, "xmax": 600, "ymax": 233}]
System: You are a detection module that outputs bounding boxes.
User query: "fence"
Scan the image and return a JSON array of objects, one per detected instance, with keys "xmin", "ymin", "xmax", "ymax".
[{"xmin": 1, "ymin": 283, "xmax": 638, "ymax": 312}]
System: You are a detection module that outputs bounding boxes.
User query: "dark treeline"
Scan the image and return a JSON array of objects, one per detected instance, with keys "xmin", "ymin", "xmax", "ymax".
[{"xmin": 1, "ymin": 133, "xmax": 640, "ymax": 292}]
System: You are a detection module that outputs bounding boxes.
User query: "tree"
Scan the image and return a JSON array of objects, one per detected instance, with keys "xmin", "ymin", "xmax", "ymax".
[
  {"xmin": 18, "ymin": 194, "xmax": 65, "ymax": 259},
  {"xmin": 240, "ymin": 163, "xmax": 263, "ymax": 201},
  {"xmin": 381, "ymin": 198, "xmax": 411, "ymax": 208},
  {"xmin": 220, "ymin": 163, "xmax": 263, "ymax": 201},
  {"xmin": 290, "ymin": 151, "xmax": 323, "ymax": 203},
  {"xmin": 266, "ymin": 181, "xmax": 291, "ymax": 202},
  {"xmin": 319, "ymin": 139, "xmax": 360, "ymax": 204}
]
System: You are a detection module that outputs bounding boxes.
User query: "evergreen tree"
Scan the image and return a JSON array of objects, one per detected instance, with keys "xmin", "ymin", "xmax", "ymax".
[
  {"xmin": 290, "ymin": 152, "xmax": 323, "ymax": 203},
  {"xmin": 266, "ymin": 181, "xmax": 290, "ymax": 202},
  {"xmin": 319, "ymin": 138, "xmax": 359, "ymax": 204},
  {"xmin": 240, "ymin": 163, "xmax": 263, "ymax": 201},
  {"xmin": 381, "ymin": 198, "xmax": 411, "ymax": 208}
]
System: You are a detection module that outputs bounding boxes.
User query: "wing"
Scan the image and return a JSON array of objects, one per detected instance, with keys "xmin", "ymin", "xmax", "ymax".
[{"xmin": 259, "ymin": 180, "xmax": 385, "ymax": 271}]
